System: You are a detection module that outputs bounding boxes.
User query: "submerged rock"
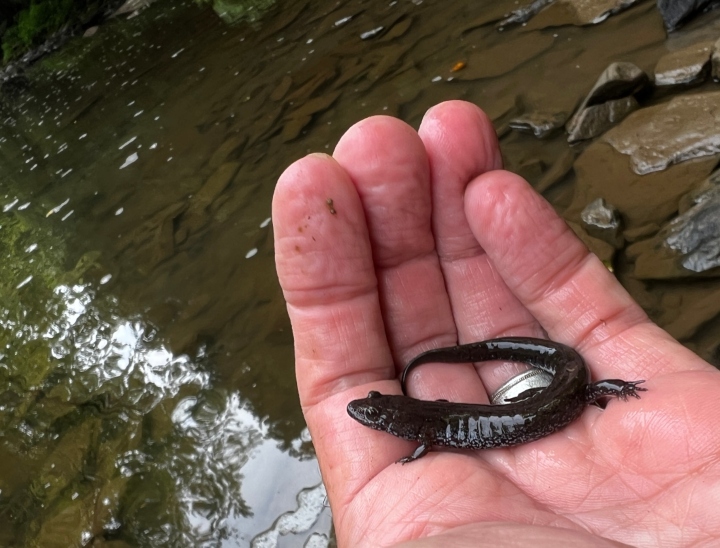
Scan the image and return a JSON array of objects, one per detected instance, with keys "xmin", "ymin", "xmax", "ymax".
[
  {"xmin": 603, "ymin": 91, "xmax": 720, "ymax": 174},
  {"xmin": 112, "ymin": 0, "xmax": 155, "ymax": 18},
  {"xmin": 509, "ymin": 110, "xmax": 568, "ymax": 138},
  {"xmin": 457, "ymin": 0, "xmax": 523, "ymax": 34},
  {"xmin": 566, "ymin": 61, "xmax": 648, "ymax": 142},
  {"xmin": 568, "ymin": 96, "xmax": 638, "ymax": 142},
  {"xmin": 498, "ymin": 0, "xmax": 554, "ymax": 26},
  {"xmin": 581, "ymin": 197, "xmax": 624, "ymax": 248},
  {"xmin": 633, "ymin": 177, "xmax": 720, "ymax": 278},
  {"xmin": 525, "ymin": 0, "xmax": 644, "ymax": 28},
  {"xmin": 568, "ymin": 141, "xmax": 716, "ymax": 230},
  {"xmin": 654, "ymin": 39, "xmax": 714, "ymax": 85},
  {"xmin": 656, "ymin": 0, "xmax": 720, "ymax": 31},
  {"xmin": 679, "ymin": 169, "xmax": 720, "ymax": 213},
  {"xmin": 713, "ymin": 37, "xmax": 720, "ymax": 79}
]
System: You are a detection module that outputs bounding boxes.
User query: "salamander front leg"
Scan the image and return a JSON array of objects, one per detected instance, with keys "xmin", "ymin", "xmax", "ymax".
[
  {"xmin": 398, "ymin": 443, "xmax": 431, "ymax": 464},
  {"xmin": 586, "ymin": 379, "xmax": 646, "ymax": 402}
]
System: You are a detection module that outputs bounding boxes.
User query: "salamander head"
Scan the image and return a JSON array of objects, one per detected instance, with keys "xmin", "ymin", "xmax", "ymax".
[{"xmin": 347, "ymin": 391, "xmax": 398, "ymax": 430}]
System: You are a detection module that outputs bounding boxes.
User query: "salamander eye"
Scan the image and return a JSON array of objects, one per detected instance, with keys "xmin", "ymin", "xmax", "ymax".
[{"xmin": 367, "ymin": 390, "xmax": 382, "ymax": 398}]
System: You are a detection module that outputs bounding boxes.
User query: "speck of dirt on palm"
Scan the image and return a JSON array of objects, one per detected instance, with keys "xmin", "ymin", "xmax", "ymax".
[{"xmin": 326, "ymin": 198, "xmax": 336, "ymax": 215}]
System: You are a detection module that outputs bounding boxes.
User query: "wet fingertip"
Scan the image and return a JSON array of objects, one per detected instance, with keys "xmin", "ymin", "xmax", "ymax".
[
  {"xmin": 333, "ymin": 114, "xmax": 423, "ymax": 162},
  {"xmin": 420, "ymin": 100, "xmax": 503, "ymax": 171}
]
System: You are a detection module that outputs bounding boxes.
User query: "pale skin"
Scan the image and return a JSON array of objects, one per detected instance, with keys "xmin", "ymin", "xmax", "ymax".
[{"xmin": 272, "ymin": 101, "xmax": 720, "ymax": 547}]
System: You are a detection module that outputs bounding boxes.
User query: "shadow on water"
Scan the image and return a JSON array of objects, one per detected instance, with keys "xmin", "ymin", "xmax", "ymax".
[{"xmin": 1, "ymin": 0, "xmax": 720, "ymax": 544}]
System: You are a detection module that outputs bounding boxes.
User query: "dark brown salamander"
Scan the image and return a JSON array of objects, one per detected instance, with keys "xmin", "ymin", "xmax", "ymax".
[{"xmin": 347, "ymin": 337, "xmax": 646, "ymax": 463}]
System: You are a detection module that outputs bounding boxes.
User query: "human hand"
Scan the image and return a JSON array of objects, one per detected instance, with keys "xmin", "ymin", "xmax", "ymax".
[{"xmin": 272, "ymin": 101, "xmax": 720, "ymax": 547}]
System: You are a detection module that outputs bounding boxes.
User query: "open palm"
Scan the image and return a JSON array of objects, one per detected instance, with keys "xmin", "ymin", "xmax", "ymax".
[{"xmin": 272, "ymin": 101, "xmax": 720, "ymax": 547}]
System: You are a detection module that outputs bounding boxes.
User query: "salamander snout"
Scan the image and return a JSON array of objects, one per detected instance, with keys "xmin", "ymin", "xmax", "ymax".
[{"xmin": 347, "ymin": 395, "xmax": 389, "ymax": 427}]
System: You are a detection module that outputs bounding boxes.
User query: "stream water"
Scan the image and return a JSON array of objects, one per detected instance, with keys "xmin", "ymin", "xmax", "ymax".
[{"xmin": 0, "ymin": 0, "xmax": 719, "ymax": 546}]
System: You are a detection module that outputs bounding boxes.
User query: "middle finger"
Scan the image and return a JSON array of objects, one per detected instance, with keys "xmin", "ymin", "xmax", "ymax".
[{"xmin": 333, "ymin": 115, "xmax": 486, "ymax": 402}]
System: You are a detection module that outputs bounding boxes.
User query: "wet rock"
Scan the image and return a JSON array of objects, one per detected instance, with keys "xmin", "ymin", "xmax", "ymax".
[
  {"xmin": 83, "ymin": 26, "xmax": 98, "ymax": 38},
  {"xmin": 568, "ymin": 96, "xmax": 638, "ymax": 142},
  {"xmin": 360, "ymin": 26, "xmax": 385, "ymax": 40},
  {"xmin": 174, "ymin": 162, "xmax": 241, "ymax": 238},
  {"xmin": 656, "ymin": 0, "xmax": 720, "ymax": 31},
  {"xmin": 282, "ymin": 91, "xmax": 341, "ymax": 142},
  {"xmin": 632, "ymin": 180, "xmax": 720, "ymax": 278},
  {"xmin": 499, "ymin": 0, "xmax": 554, "ymax": 26},
  {"xmin": 316, "ymin": 6, "xmax": 364, "ymax": 34},
  {"xmin": 281, "ymin": 115, "xmax": 312, "ymax": 142},
  {"xmin": 270, "ymin": 75, "xmax": 292, "ymax": 101},
  {"xmin": 454, "ymin": 2, "xmax": 514, "ymax": 36},
  {"xmin": 285, "ymin": 65, "xmax": 336, "ymax": 104},
  {"xmin": 679, "ymin": 169, "xmax": 720, "ymax": 213},
  {"xmin": 713, "ymin": 37, "xmax": 720, "ymax": 79},
  {"xmin": 288, "ymin": 90, "xmax": 341, "ymax": 119},
  {"xmin": 116, "ymin": 201, "xmax": 187, "ymax": 254},
  {"xmin": 332, "ymin": 57, "xmax": 371, "ymax": 90},
  {"xmin": 581, "ymin": 197, "xmax": 624, "ymax": 248},
  {"xmin": 566, "ymin": 62, "xmax": 648, "ymax": 141},
  {"xmin": 112, "ymin": 0, "xmax": 153, "ymax": 18},
  {"xmin": 654, "ymin": 40, "xmax": 714, "ymax": 85},
  {"xmin": 380, "ymin": 16, "xmax": 413, "ymax": 42},
  {"xmin": 209, "ymin": 133, "xmax": 246, "ymax": 169},
  {"xmin": 578, "ymin": 62, "xmax": 648, "ymax": 106},
  {"xmin": 525, "ymin": 0, "xmax": 644, "ymax": 28},
  {"xmin": 509, "ymin": 110, "xmax": 568, "ymax": 138},
  {"xmin": 256, "ymin": 0, "xmax": 308, "ymax": 38},
  {"xmin": 454, "ymin": 33, "xmax": 555, "ymax": 80},
  {"xmin": 367, "ymin": 44, "xmax": 412, "ymax": 82},
  {"xmin": 603, "ymin": 91, "xmax": 720, "ymax": 174},
  {"xmin": 568, "ymin": 141, "xmax": 717, "ymax": 230},
  {"xmin": 193, "ymin": 162, "xmax": 241, "ymax": 210},
  {"xmin": 247, "ymin": 105, "xmax": 284, "ymax": 146},
  {"xmin": 456, "ymin": 0, "xmax": 522, "ymax": 34}
]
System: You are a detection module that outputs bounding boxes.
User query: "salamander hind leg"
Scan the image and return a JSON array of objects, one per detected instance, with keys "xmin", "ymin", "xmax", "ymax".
[
  {"xmin": 586, "ymin": 379, "xmax": 646, "ymax": 402},
  {"xmin": 398, "ymin": 443, "xmax": 431, "ymax": 464}
]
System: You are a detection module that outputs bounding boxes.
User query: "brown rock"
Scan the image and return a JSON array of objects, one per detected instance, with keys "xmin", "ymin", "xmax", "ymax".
[
  {"xmin": 270, "ymin": 75, "xmax": 292, "ymax": 101},
  {"xmin": 581, "ymin": 197, "xmax": 624, "ymax": 248},
  {"xmin": 568, "ymin": 142, "xmax": 717, "ymax": 229},
  {"xmin": 654, "ymin": 40, "xmax": 714, "ymax": 86},
  {"xmin": 526, "ymin": 0, "xmax": 644, "ymax": 28},
  {"xmin": 567, "ymin": 96, "xmax": 638, "ymax": 142},
  {"xmin": 603, "ymin": 91, "xmax": 720, "ymax": 174},
  {"xmin": 631, "ymin": 181, "xmax": 720, "ymax": 279},
  {"xmin": 566, "ymin": 61, "xmax": 648, "ymax": 139},
  {"xmin": 509, "ymin": 110, "xmax": 568, "ymax": 138},
  {"xmin": 208, "ymin": 134, "xmax": 246, "ymax": 169}
]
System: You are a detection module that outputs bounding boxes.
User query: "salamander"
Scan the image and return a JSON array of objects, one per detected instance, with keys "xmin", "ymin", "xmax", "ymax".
[{"xmin": 346, "ymin": 337, "xmax": 646, "ymax": 463}]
